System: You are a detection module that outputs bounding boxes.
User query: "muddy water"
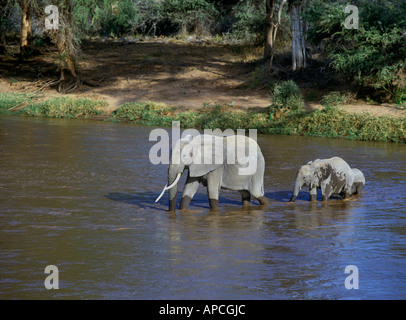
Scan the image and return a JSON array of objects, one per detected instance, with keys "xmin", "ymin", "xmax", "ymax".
[{"xmin": 0, "ymin": 116, "xmax": 405, "ymax": 300}]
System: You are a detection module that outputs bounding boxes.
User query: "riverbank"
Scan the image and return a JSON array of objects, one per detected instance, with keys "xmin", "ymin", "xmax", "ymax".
[{"xmin": 1, "ymin": 92, "xmax": 405, "ymax": 143}]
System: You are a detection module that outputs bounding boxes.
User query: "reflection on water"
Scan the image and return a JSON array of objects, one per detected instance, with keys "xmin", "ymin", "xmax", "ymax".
[{"xmin": 0, "ymin": 116, "xmax": 405, "ymax": 299}]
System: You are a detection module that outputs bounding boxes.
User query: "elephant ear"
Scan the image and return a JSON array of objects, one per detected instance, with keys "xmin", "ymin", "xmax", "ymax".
[{"xmin": 187, "ymin": 134, "xmax": 225, "ymax": 177}]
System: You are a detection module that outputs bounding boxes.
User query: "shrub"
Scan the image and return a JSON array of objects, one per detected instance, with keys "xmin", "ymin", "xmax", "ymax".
[
  {"xmin": 74, "ymin": 0, "xmax": 138, "ymax": 37},
  {"xmin": 162, "ymin": 0, "xmax": 219, "ymax": 36},
  {"xmin": 306, "ymin": 0, "xmax": 406, "ymax": 100},
  {"xmin": 269, "ymin": 80, "xmax": 304, "ymax": 117},
  {"xmin": 112, "ymin": 101, "xmax": 175, "ymax": 126},
  {"xmin": 228, "ymin": 0, "xmax": 266, "ymax": 43},
  {"xmin": 321, "ymin": 91, "xmax": 352, "ymax": 107},
  {"xmin": 133, "ymin": 0, "xmax": 165, "ymax": 36}
]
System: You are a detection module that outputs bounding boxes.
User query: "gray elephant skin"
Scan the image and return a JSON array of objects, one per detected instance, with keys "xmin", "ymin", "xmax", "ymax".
[
  {"xmin": 289, "ymin": 157, "xmax": 364, "ymax": 202},
  {"xmin": 160, "ymin": 134, "xmax": 269, "ymax": 211},
  {"xmin": 345, "ymin": 168, "xmax": 365, "ymax": 196}
]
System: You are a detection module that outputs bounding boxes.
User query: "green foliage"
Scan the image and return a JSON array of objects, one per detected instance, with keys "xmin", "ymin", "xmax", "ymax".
[
  {"xmin": 112, "ymin": 101, "xmax": 176, "ymax": 126},
  {"xmin": 269, "ymin": 80, "xmax": 304, "ymax": 114},
  {"xmin": 111, "ymin": 101, "xmax": 268, "ymax": 131},
  {"xmin": 266, "ymin": 108, "xmax": 406, "ymax": 143},
  {"xmin": 94, "ymin": 0, "xmax": 138, "ymax": 36},
  {"xmin": 0, "ymin": 93, "xmax": 34, "ymax": 114},
  {"xmin": 162, "ymin": 0, "xmax": 219, "ymax": 35},
  {"xmin": 321, "ymin": 91, "xmax": 352, "ymax": 107},
  {"xmin": 0, "ymin": 93, "xmax": 107, "ymax": 118},
  {"xmin": 72, "ymin": 0, "xmax": 221, "ymax": 37},
  {"xmin": 133, "ymin": 0, "xmax": 165, "ymax": 36},
  {"xmin": 229, "ymin": 0, "xmax": 265, "ymax": 42},
  {"xmin": 2, "ymin": 93, "xmax": 405, "ymax": 143},
  {"xmin": 113, "ymin": 101, "xmax": 406, "ymax": 144},
  {"xmin": 393, "ymin": 89, "xmax": 406, "ymax": 108},
  {"xmin": 306, "ymin": 0, "xmax": 406, "ymax": 99},
  {"xmin": 25, "ymin": 97, "xmax": 106, "ymax": 118},
  {"xmin": 73, "ymin": 0, "xmax": 138, "ymax": 36}
]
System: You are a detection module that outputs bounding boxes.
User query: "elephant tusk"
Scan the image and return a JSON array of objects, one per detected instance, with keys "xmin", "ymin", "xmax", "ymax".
[
  {"xmin": 155, "ymin": 184, "xmax": 167, "ymax": 203},
  {"xmin": 166, "ymin": 173, "xmax": 182, "ymax": 190},
  {"xmin": 154, "ymin": 173, "xmax": 182, "ymax": 203}
]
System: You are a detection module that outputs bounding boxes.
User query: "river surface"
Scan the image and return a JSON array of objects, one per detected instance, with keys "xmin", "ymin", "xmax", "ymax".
[{"xmin": 0, "ymin": 116, "xmax": 405, "ymax": 299}]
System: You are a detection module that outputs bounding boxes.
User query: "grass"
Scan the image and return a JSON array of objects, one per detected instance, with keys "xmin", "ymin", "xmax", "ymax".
[
  {"xmin": 1, "ymin": 92, "xmax": 405, "ymax": 143},
  {"xmin": 320, "ymin": 91, "xmax": 353, "ymax": 107},
  {"xmin": 112, "ymin": 101, "xmax": 406, "ymax": 143},
  {"xmin": 266, "ymin": 107, "xmax": 406, "ymax": 143},
  {"xmin": 0, "ymin": 93, "xmax": 108, "ymax": 118}
]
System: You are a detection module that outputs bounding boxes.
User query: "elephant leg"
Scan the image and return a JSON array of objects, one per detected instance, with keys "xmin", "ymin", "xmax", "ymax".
[
  {"xmin": 239, "ymin": 190, "xmax": 251, "ymax": 207},
  {"xmin": 206, "ymin": 168, "xmax": 223, "ymax": 210},
  {"xmin": 256, "ymin": 196, "xmax": 270, "ymax": 206},
  {"xmin": 180, "ymin": 176, "xmax": 201, "ymax": 210},
  {"xmin": 249, "ymin": 157, "xmax": 268, "ymax": 206},
  {"xmin": 309, "ymin": 185, "xmax": 317, "ymax": 202},
  {"xmin": 321, "ymin": 183, "xmax": 331, "ymax": 201},
  {"xmin": 356, "ymin": 183, "xmax": 364, "ymax": 195},
  {"xmin": 342, "ymin": 183, "xmax": 352, "ymax": 199}
]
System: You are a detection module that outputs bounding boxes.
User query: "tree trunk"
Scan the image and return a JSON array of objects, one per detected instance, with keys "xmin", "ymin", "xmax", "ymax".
[
  {"xmin": 264, "ymin": 0, "xmax": 276, "ymax": 61},
  {"xmin": 60, "ymin": 0, "xmax": 78, "ymax": 79},
  {"xmin": 264, "ymin": 0, "xmax": 287, "ymax": 69},
  {"xmin": 48, "ymin": 0, "xmax": 80, "ymax": 92},
  {"xmin": 289, "ymin": 1, "xmax": 307, "ymax": 70},
  {"xmin": 20, "ymin": 0, "xmax": 32, "ymax": 56}
]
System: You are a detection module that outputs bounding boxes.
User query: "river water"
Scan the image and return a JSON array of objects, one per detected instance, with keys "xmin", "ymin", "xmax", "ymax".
[{"xmin": 0, "ymin": 116, "xmax": 405, "ymax": 299}]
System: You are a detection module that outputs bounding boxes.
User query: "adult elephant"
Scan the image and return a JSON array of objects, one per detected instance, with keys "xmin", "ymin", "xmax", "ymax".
[
  {"xmin": 289, "ymin": 157, "xmax": 355, "ymax": 202},
  {"xmin": 155, "ymin": 134, "xmax": 269, "ymax": 211}
]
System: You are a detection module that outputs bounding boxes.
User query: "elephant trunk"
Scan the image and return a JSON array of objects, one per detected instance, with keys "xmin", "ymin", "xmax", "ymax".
[{"xmin": 289, "ymin": 179, "xmax": 302, "ymax": 202}]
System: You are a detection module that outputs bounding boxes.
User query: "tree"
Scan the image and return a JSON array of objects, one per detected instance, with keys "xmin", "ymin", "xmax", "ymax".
[
  {"xmin": 288, "ymin": 0, "xmax": 308, "ymax": 70},
  {"xmin": 306, "ymin": 0, "xmax": 406, "ymax": 100},
  {"xmin": 264, "ymin": 0, "xmax": 287, "ymax": 68},
  {"xmin": 0, "ymin": 0, "xmax": 9, "ymax": 51},
  {"xmin": 4, "ymin": 0, "xmax": 81, "ymax": 92},
  {"xmin": 47, "ymin": 0, "xmax": 80, "ymax": 92},
  {"xmin": 19, "ymin": 0, "xmax": 32, "ymax": 56}
]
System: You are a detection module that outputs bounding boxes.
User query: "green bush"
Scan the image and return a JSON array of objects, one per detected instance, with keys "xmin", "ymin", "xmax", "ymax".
[
  {"xmin": 229, "ymin": 0, "xmax": 265, "ymax": 42},
  {"xmin": 162, "ymin": 0, "xmax": 219, "ymax": 35},
  {"xmin": 112, "ymin": 101, "xmax": 175, "ymax": 126},
  {"xmin": 306, "ymin": 0, "xmax": 406, "ymax": 100},
  {"xmin": 393, "ymin": 89, "xmax": 406, "ymax": 108},
  {"xmin": 73, "ymin": 0, "xmax": 138, "ymax": 36},
  {"xmin": 321, "ymin": 91, "xmax": 352, "ymax": 107},
  {"xmin": 133, "ymin": 0, "xmax": 165, "ymax": 36},
  {"xmin": 266, "ymin": 108, "xmax": 406, "ymax": 143},
  {"xmin": 269, "ymin": 80, "xmax": 304, "ymax": 115}
]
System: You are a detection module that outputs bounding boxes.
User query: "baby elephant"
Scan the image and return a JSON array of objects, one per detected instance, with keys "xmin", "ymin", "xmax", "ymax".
[{"xmin": 289, "ymin": 157, "xmax": 357, "ymax": 202}]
